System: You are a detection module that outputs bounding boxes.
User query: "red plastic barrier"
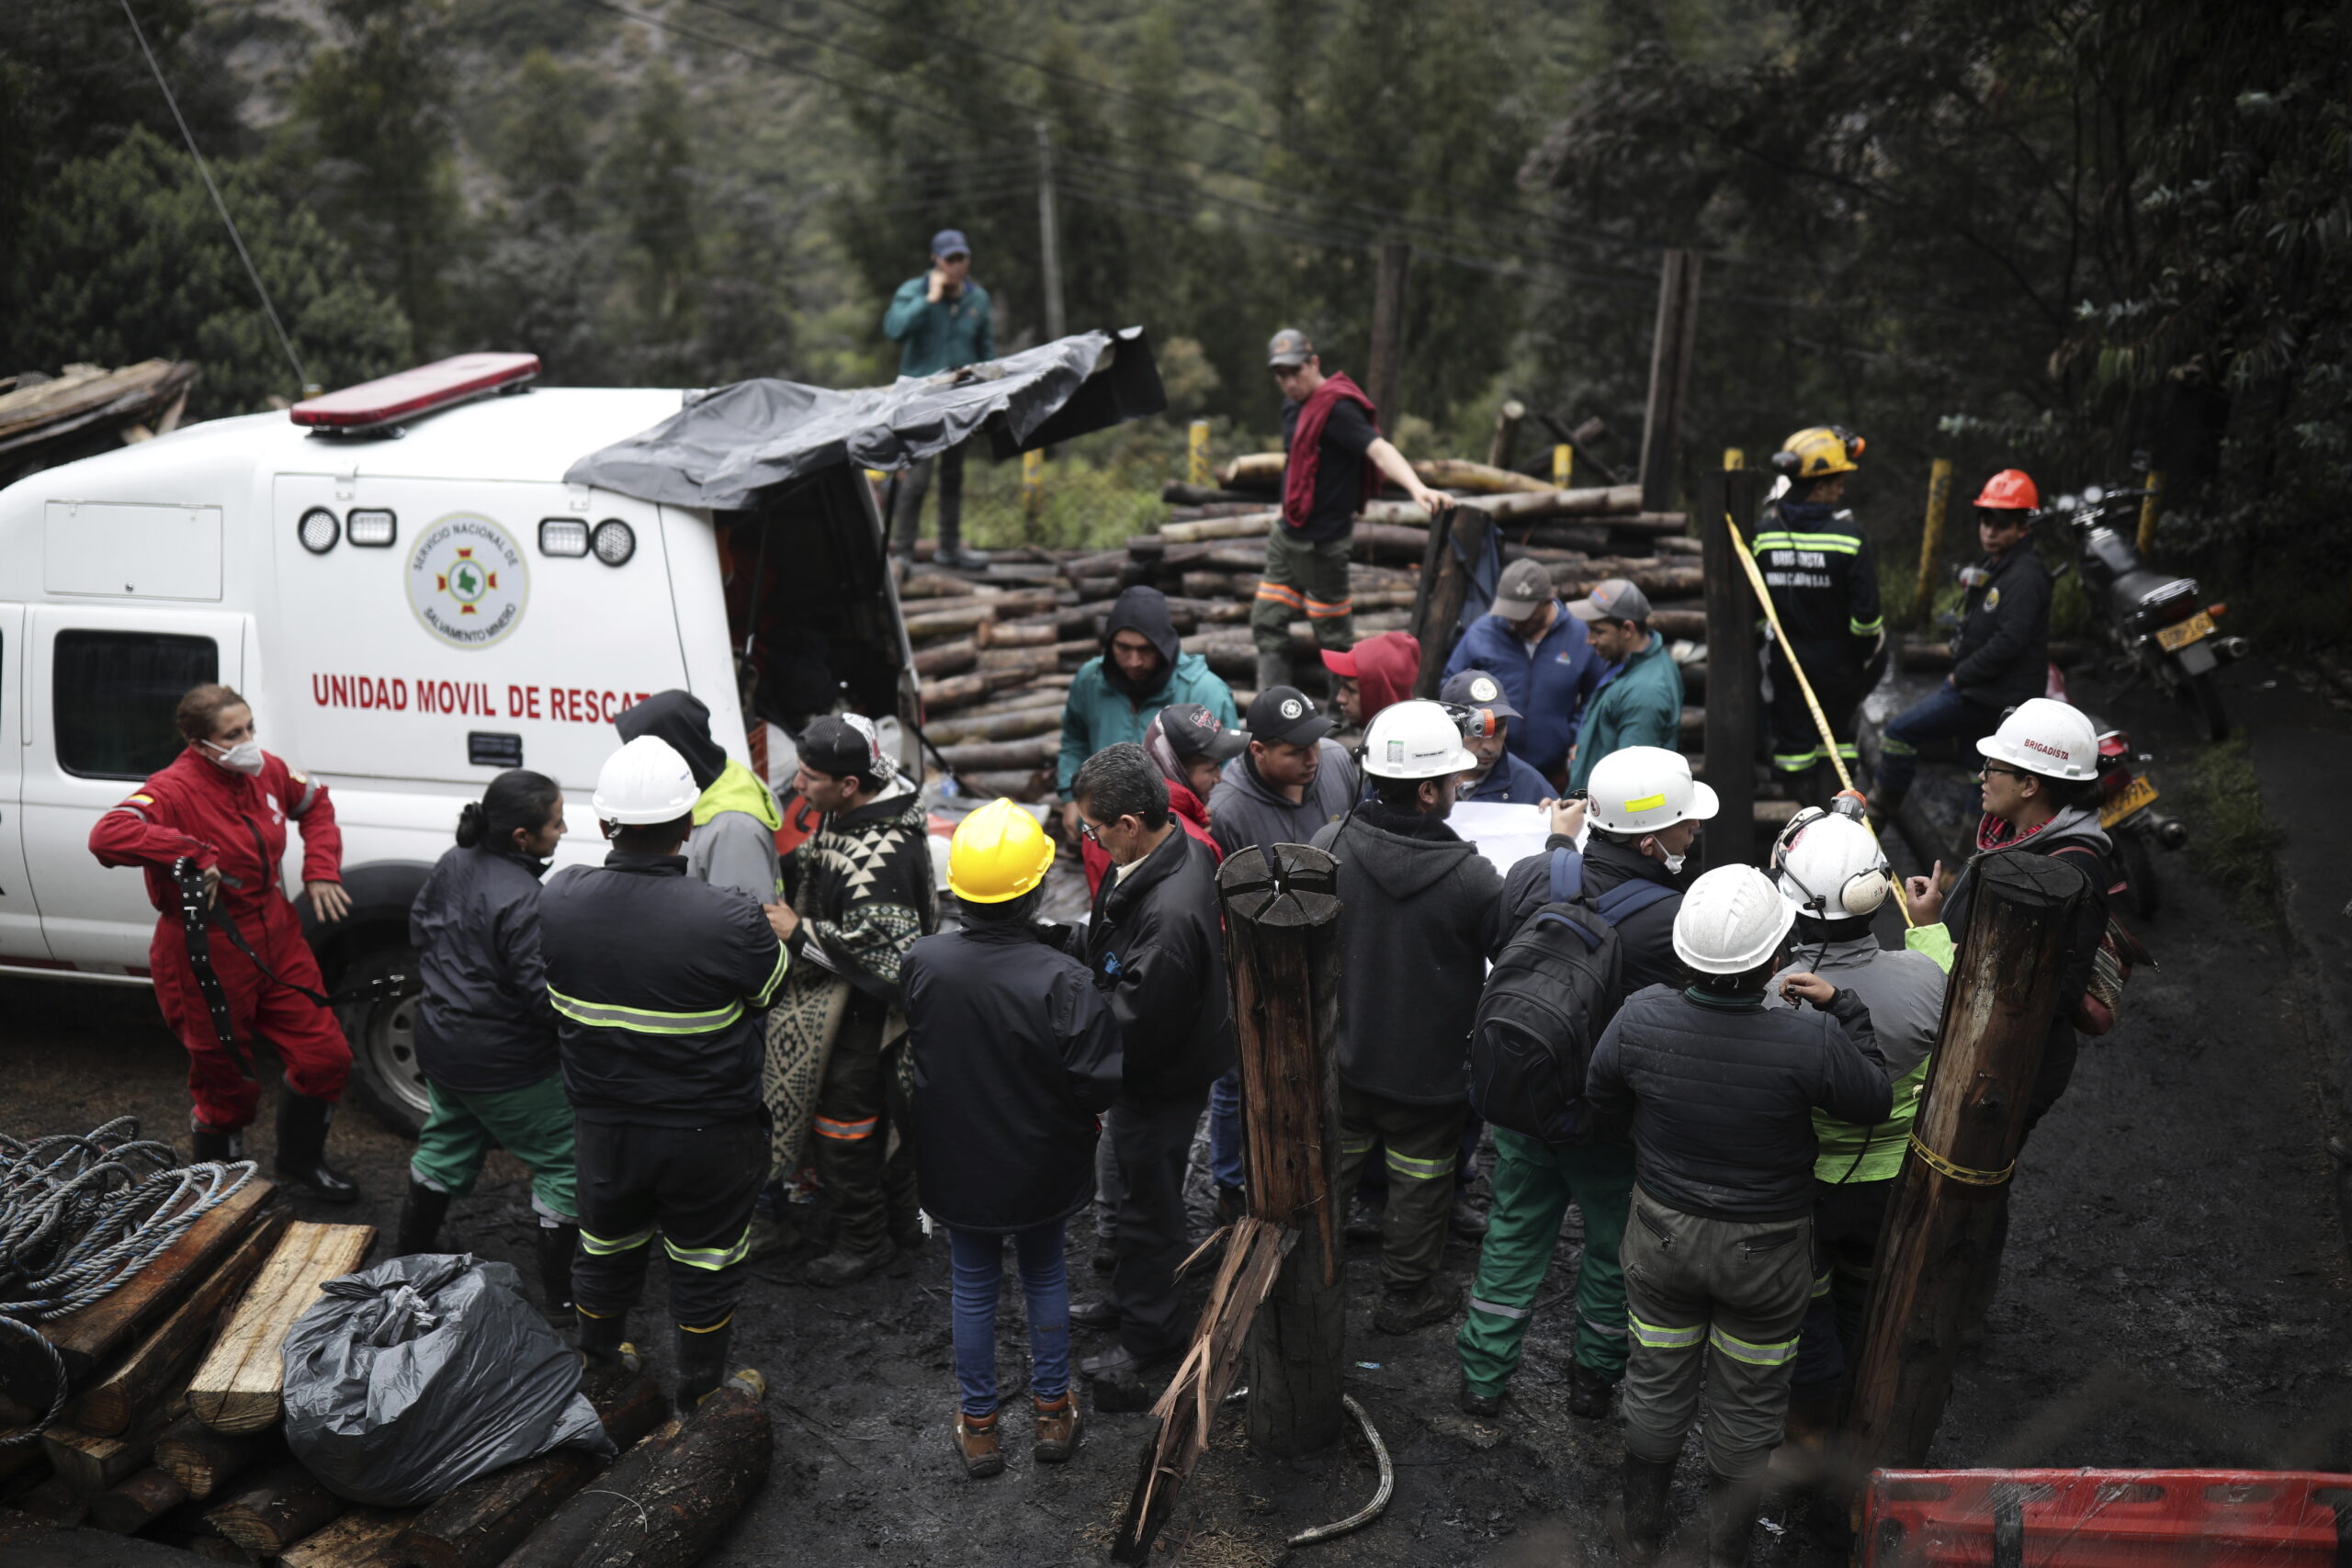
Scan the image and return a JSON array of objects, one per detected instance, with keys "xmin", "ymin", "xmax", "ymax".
[{"xmin": 1860, "ymin": 1469, "xmax": 2352, "ymax": 1567}]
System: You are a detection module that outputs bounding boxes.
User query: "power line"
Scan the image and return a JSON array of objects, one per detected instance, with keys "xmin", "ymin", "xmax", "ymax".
[{"xmin": 118, "ymin": 0, "xmax": 309, "ymax": 390}]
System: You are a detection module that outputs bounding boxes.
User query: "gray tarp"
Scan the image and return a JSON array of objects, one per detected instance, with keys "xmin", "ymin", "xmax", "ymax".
[{"xmin": 564, "ymin": 327, "xmax": 1160, "ymax": 512}]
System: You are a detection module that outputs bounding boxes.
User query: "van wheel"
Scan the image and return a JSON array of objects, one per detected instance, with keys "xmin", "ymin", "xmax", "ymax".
[{"xmin": 337, "ymin": 943, "xmax": 430, "ymax": 1138}]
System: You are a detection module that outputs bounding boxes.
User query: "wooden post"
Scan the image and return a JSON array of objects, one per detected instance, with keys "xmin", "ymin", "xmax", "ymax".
[
  {"xmin": 1487, "ymin": 400, "xmax": 1526, "ymax": 471},
  {"xmin": 1188, "ymin": 420, "xmax": 1211, "ymax": 488},
  {"xmin": 2135, "ymin": 469, "xmax": 2165, "ymax": 556},
  {"xmin": 1410, "ymin": 506, "xmax": 1490, "ymax": 699},
  {"xmin": 1636, "ymin": 248, "xmax": 1702, "ymax": 513},
  {"xmin": 1035, "ymin": 118, "xmax": 1066, "ymax": 343},
  {"xmin": 1912, "ymin": 457, "xmax": 1953, "ymax": 627},
  {"xmin": 1699, "ymin": 468, "xmax": 1761, "ymax": 870},
  {"xmin": 1845, "ymin": 852, "xmax": 2092, "ymax": 1472},
  {"xmin": 1366, "ymin": 240, "xmax": 1411, "ymax": 429}
]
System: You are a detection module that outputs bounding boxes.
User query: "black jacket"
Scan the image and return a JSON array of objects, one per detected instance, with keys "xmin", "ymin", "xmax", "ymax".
[
  {"xmin": 1948, "ymin": 547, "xmax": 2052, "ymax": 709},
  {"xmin": 1311, "ymin": 803, "xmax": 1510, "ymax": 1105},
  {"xmin": 408, "ymin": 844, "xmax": 558, "ymax": 1094},
  {"xmin": 1940, "ymin": 805, "xmax": 2115, "ymax": 1095},
  {"xmin": 538, "ymin": 852, "xmax": 787, "ymax": 1124},
  {"xmin": 1754, "ymin": 498, "xmax": 1883, "ymax": 656},
  {"xmin": 906, "ymin": 919, "xmax": 1123, "ymax": 1234},
  {"xmin": 1587, "ymin": 983, "xmax": 1891, "ymax": 1222},
  {"xmin": 1501, "ymin": 834, "xmax": 1686, "ymax": 996},
  {"xmin": 1084, "ymin": 827, "xmax": 1237, "ymax": 1102}
]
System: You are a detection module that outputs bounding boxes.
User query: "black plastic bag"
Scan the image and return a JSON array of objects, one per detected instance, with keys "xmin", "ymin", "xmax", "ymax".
[{"xmin": 281, "ymin": 1254, "xmax": 610, "ymax": 1506}]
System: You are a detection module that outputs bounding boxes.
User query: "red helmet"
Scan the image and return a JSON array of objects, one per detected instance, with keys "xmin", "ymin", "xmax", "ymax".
[{"xmin": 1973, "ymin": 468, "xmax": 2039, "ymax": 511}]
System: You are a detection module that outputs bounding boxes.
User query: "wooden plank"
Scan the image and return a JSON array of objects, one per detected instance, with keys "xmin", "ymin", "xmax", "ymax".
[
  {"xmin": 153, "ymin": 1416, "xmax": 259, "ymax": 1500},
  {"xmin": 187, "ymin": 1224, "xmax": 374, "ymax": 1435},
  {"xmin": 1410, "ymin": 508, "xmax": 1491, "ymax": 698},
  {"xmin": 278, "ymin": 1506, "xmax": 415, "ymax": 1568},
  {"xmin": 90, "ymin": 1466, "xmax": 187, "ymax": 1534},
  {"xmin": 65, "ymin": 1212, "xmax": 288, "ymax": 1437},
  {"xmin": 1636, "ymin": 249, "xmax": 1702, "ymax": 513},
  {"xmin": 203, "ymin": 1461, "xmax": 345, "ymax": 1553},
  {"xmin": 43, "ymin": 1393, "xmax": 186, "ymax": 1495}
]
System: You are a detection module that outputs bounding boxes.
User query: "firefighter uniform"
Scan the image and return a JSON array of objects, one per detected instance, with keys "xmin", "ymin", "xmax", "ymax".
[
  {"xmin": 88, "ymin": 746, "xmax": 352, "ymax": 1132},
  {"xmin": 537, "ymin": 846, "xmax": 787, "ymax": 1379},
  {"xmin": 1753, "ymin": 499, "xmax": 1883, "ymax": 798}
]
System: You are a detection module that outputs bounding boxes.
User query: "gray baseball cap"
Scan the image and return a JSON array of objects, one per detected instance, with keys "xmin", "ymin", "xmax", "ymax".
[
  {"xmin": 1488, "ymin": 558, "xmax": 1556, "ymax": 620},
  {"xmin": 1267, "ymin": 328, "xmax": 1315, "ymax": 368},
  {"xmin": 1567, "ymin": 578, "xmax": 1653, "ymax": 624},
  {"xmin": 1441, "ymin": 669, "xmax": 1521, "ymax": 721}
]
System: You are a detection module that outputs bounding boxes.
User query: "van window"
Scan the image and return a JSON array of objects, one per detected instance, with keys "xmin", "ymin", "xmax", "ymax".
[{"xmin": 55, "ymin": 631, "xmax": 218, "ymax": 780}]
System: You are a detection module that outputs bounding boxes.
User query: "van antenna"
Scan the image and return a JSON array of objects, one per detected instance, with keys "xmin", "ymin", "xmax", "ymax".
[{"xmin": 119, "ymin": 0, "xmax": 311, "ymax": 393}]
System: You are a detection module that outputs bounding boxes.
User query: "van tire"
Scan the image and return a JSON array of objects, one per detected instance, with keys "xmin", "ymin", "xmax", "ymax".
[{"xmin": 336, "ymin": 942, "xmax": 431, "ymax": 1138}]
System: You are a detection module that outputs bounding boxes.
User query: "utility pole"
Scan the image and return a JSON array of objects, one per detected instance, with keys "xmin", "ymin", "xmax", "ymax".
[
  {"xmin": 1366, "ymin": 241, "xmax": 1410, "ymax": 427},
  {"xmin": 1700, "ymin": 465, "xmax": 1762, "ymax": 871},
  {"xmin": 1637, "ymin": 249, "xmax": 1702, "ymax": 513},
  {"xmin": 1035, "ymin": 119, "xmax": 1066, "ymax": 342}
]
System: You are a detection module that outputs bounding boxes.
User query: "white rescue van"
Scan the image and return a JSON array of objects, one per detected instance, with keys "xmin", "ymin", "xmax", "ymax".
[{"xmin": 0, "ymin": 355, "xmax": 922, "ymax": 1132}]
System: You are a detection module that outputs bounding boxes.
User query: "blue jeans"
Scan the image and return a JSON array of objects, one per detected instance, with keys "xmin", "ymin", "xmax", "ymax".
[
  {"xmin": 946, "ymin": 1224, "xmax": 1069, "ymax": 1417},
  {"xmin": 1209, "ymin": 1069, "xmax": 1244, "ymax": 1190},
  {"xmin": 1878, "ymin": 682, "xmax": 1999, "ymax": 794}
]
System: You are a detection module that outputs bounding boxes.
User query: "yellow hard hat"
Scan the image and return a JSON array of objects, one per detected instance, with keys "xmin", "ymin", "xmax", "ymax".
[
  {"xmin": 946, "ymin": 797, "xmax": 1055, "ymax": 903},
  {"xmin": 1774, "ymin": 425, "xmax": 1863, "ymax": 479}
]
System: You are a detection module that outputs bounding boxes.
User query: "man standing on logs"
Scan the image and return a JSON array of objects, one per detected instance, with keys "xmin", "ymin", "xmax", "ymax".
[
  {"xmin": 1068, "ymin": 745, "xmax": 1237, "ymax": 1384},
  {"xmin": 882, "ymin": 228, "xmax": 994, "ymax": 570},
  {"xmin": 1310, "ymin": 701, "xmax": 1509, "ymax": 1334},
  {"xmin": 1587, "ymin": 864, "xmax": 1890, "ymax": 1568},
  {"xmin": 1258, "ymin": 328, "xmax": 1454, "ymax": 695},
  {"xmin": 1756, "ymin": 426, "xmax": 1884, "ymax": 808},
  {"xmin": 538, "ymin": 736, "xmax": 789, "ymax": 1413}
]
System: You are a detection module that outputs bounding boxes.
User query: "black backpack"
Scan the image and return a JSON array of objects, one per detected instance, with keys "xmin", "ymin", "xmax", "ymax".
[{"xmin": 1466, "ymin": 849, "xmax": 1676, "ymax": 1146}]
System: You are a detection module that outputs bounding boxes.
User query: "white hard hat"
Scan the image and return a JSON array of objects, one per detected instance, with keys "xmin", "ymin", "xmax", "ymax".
[
  {"xmin": 593, "ymin": 735, "xmax": 700, "ymax": 825},
  {"xmin": 1673, "ymin": 864, "xmax": 1797, "ymax": 976},
  {"xmin": 1362, "ymin": 700, "xmax": 1476, "ymax": 781},
  {"xmin": 1773, "ymin": 810, "xmax": 1891, "ymax": 919},
  {"xmin": 1586, "ymin": 746, "xmax": 1720, "ymax": 835},
  {"xmin": 1976, "ymin": 697, "xmax": 2098, "ymax": 782}
]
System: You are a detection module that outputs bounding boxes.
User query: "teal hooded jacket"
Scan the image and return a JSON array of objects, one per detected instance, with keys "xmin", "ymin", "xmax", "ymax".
[
  {"xmin": 1566, "ymin": 629, "xmax": 1686, "ymax": 793},
  {"xmin": 1057, "ymin": 588, "xmax": 1238, "ymax": 799}
]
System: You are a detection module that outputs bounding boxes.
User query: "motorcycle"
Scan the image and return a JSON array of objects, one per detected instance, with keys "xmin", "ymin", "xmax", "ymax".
[
  {"xmin": 2087, "ymin": 719, "xmax": 2188, "ymax": 919},
  {"xmin": 2052, "ymin": 485, "xmax": 2249, "ymax": 740}
]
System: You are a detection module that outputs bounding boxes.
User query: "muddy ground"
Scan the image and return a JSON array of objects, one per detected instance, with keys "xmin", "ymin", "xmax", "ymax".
[{"xmin": 2, "ymin": 655, "xmax": 2346, "ymax": 1567}]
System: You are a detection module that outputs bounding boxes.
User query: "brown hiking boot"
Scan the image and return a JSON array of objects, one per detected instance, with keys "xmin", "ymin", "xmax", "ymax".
[
  {"xmin": 952, "ymin": 1408, "xmax": 1004, "ymax": 1479},
  {"xmin": 1033, "ymin": 1392, "xmax": 1084, "ymax": 1462}
]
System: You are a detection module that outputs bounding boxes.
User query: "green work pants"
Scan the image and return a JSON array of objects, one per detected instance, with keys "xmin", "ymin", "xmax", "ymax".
[
  {"xmin": 1619, "ymin": 1188, "xmax": 1814, "ymax": 1480},
  {"xmin": 410, "ymin": 1074, "xmax": 579, "ymax": 1224},
  {"xmin": 1456, "ymin": 1129, "xmax": 1634, "ymax": 1397},
  {"xmin": 1335, "ymin": 1085, "xmax": 1463, "ymax": 1292},
  {"xmin": 1251, "ymin": 528, "xmax": 1354, "ymax": 657}
]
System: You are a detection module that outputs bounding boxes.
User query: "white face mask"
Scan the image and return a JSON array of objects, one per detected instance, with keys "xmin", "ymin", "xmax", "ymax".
[
  {"xmin": 1660, "ymin": 851, "xmax": 1687, "ymax": 875},
  {"xmin": 205, "ymin": 738, "xmax": 265, "ymax": 776}
]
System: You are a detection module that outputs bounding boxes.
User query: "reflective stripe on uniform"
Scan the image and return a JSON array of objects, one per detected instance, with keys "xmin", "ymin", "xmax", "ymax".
[
  {"xmin": 750, "ymin": 942, "xmax": 790, "ymax": 1009},
  {"xmin": 1708, "ymin": 1325, "xmax": 1800, "ymax": 1366},
  {"xmin": 1629, "ymin": 1314, "xmax": 1704, "ymax": 1350},
  {"xmin": 664, "ymin": 1224, "xmax": 753, "ymax": 1271},
  {"xmin": 1751, "ymin": 532, "xmax": 1860, "ymax": 556},
  {"xmin": 679, "ymin": 1313, "xmax": 735, "ymax": 1333},
  {"xmin": 1385, "ymin": 1147, "xmax": 1453, "ymax": 1181},
  {"xmin": 1255, "ymin": 581, "xmax": 1306, "ymax": 609},
  {"xmin": 813, "ymin": 1114, "xmax": 878, "ymax": 1141},
  {"xmin": 1341, "ymin": 1136, "xmax": 1374, "ymax": 1156},
  {"xmin": 1467, "ymin": 1295, "xmax": 1532, "ymax": 1321},
  {"xmin": 548, "ymin": 987, "xmax": 745, "ymax": 1034},
  {"xmin": 1587, "ymin": 1319, "xmax": 1628, "ymax": 1340},
  {"xmin": 581, "ymin": 1224, "xmax": 656, "ymax": 1256},
  {"xmin": 1773, "ymin": 750, "xmax": 1821, "ymax": 772},
  {"xmin": 1305, "ymin": 595, "xmax": 1353, "ymax": 620},
  {"xmin": 1850, "ymin": 615, "xmax": 1883, "ymax": 637},
  {"xmin": 1811, "ymin": 1270, "xmax": 1833, "ymax": 1300}
]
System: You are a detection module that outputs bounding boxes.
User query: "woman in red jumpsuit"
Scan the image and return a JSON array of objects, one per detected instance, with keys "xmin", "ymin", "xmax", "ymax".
[{"xmin": 88, "ymin": 683, "xmax": 360, "ymax": 1200}]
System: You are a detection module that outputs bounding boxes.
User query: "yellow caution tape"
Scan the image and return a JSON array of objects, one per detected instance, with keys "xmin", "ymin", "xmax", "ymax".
[{"xmin": 1906, "ymin": 1134, "xmax": 2014, "ymax": 1187}]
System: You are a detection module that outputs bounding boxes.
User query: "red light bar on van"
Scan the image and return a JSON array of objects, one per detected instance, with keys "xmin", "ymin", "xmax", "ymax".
[{"xmin": 290, "ymin": 353, "xmax": 541, "ymax": 434}]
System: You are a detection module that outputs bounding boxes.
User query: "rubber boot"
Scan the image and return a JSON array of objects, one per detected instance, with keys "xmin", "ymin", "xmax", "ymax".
[
  {"xmin": 1254, "ymin": 650, "xmax": 1290, "ymax": 699},
  {"xmin": 1705, "ymin": 1471, "xmax": 1766, "ymax": 1568},
  {"xmin": 806, "ymin": 1124, "xmax": 895, "ymax": 1287},
  {"xmin": 394, "ymin": 1179, "xmax": 452, "ymax": 1257},
  {"xmin": 673, "ymin": 1321, "xmax": 732, "ymax": 1413},
  {"xmin": 188, "ymin": 1124, "xmax": 244, "ymax": 1164},
  {"xmin": 273, "ymin": 1087, "xmax": 359, "ymax": 1203},
  {"xmin": 1607, "ymin": 1453, "xmax": 1675, "ymax": 1565},
  {"xmin": 577, "ymin": 1307, "xmax": 630, "ymax": 1367},
  {"xmin": 536, "ymin": 1222, "xmax": 579, "ymax": 1317}
]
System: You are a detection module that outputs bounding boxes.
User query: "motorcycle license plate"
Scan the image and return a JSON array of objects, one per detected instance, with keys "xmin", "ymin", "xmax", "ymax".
[
  {"xmin": 2155, "ymin": 609, "xmax": 2215, "ymax": 652},
  {"xmin": 2100, "ymin": 773, "xmax": 2159, "ymax": 829}
]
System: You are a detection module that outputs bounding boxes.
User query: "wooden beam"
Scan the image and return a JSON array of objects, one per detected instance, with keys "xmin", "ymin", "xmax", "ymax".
[
  {"xmin": 498, "ymin": 1420, "xmax": 684, "ymax": 1568},
  {"xmin": 1699, "ymin": 468, "xmax": 1762, "ymax": 871},
  {"xmin": 203, "ymin": 1461, "xmax": 346, "ymax": 1554},
  {"xmin": 153, "ymin": 1416, "xmax": 259, "ymax": 1500},
  {"xmin": 1636, "ymin": 248, "xmax": 1702, "ymax": 513},
  {"xmin": 1410, "ymin": 507, "xmax": 1491, "ymax": 699},
  {"xmin": 65, "ymin": 1212, "xmax": 288, "ymax": 1437},
  {"xmin": 279, "ymin": 1506, "xmax": 416, "ymax": 1568},
  {"xmin": 1365, "ymin": 241, "xmax": 1411, "ymax": 431},
  {"xmin": 1486, "ymin": 399, "xmax": 1527, "ymax": 472},
  {"xmin": 187, "ymin": 1224, "xmax": 375, "ymax": 1435}
]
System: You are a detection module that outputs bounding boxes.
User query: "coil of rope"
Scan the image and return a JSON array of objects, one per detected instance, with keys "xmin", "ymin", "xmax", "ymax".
[{"xmin": 0, "ymin": 1117, "xmax": 255, "ymax": 1444}]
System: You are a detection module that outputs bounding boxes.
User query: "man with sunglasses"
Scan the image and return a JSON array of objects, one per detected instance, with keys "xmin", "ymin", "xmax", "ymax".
[{"xmin": 883, "ymin": 229, "xmax": 995, "ymax": 570}]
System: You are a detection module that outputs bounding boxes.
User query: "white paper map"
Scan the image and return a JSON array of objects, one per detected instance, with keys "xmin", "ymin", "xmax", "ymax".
[{"xmin": 1450, "ymin": 801, "xmax": 1563, "ymax": 879}]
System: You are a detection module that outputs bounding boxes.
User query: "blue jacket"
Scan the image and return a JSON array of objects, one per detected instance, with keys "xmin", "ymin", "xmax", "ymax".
[
  {"xmin": 1463, "ymin": 750, "xmax": 1552, "ymax": 805},
  {"xmin": 1566, "ymin": 630, "xmax": 1687, "ymax": 793},
  {"xmin": 1442, "ymin": 601, "xmax": 1600, "ymax": 775}
]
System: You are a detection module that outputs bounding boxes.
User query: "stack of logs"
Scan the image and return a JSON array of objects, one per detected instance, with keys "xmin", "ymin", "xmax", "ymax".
[
  {"xmin": 0, "ymin": 1179, "xmax": 769, "ymax": 1567},
  {"xmin": 905, "ymin": 455, "xmax": 1710, "ymax": 800}
]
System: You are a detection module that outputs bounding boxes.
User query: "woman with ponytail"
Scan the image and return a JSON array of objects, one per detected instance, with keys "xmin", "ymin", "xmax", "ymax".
[{"xmin": 402, "ymin": 769, "xmax": 580, "ymax": 1317}]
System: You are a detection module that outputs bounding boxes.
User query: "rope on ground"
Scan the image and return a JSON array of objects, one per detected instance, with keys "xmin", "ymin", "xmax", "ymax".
[
  {"xmin": 0, "ymin": 1116, "xmax": 256, "ymax": 1444},
  {"xmin": 1217, "ymin": 1386, "xmax": 1396, "ymax": 1549}
]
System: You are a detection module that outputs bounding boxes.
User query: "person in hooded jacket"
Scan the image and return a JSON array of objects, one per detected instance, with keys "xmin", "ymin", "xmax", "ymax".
[
  {"xmin": 1320, "ymin": 629, "xmax": 1421, "ymax": 731},
  {"xmin": 400, "ymin": 770, "xmax": 578, "ymax": 1315},
  {"xmin": 907, "ymin": 799, "xmax": 1123, "ymax": 1479},
  {"xmin": 1207, "ymin": 686, "xmax": 1360, "ymax": 860},
  {"xmin": 616, "ymin": 690, "xmax": 782, "ymax": 903},
  {"xmin": 1069, "ymin": 747, "xmax": 1238, "ymax": 1383},
  {"xmin": 1311, "ymin": 701, "xmax": 1511, "ymax": 1334},
  {"xmin": 1057, "ymin": 586, "xmax": 1237, "ymax": 841}
]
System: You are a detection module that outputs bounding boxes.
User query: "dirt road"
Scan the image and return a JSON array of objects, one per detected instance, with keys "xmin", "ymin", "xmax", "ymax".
[{"xmin": 1, "ymin": 655, "xmax": 2344, "ymax": 1566}]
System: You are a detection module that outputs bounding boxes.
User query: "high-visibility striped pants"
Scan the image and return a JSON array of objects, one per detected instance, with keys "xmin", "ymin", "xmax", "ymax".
[
  {"xmin": 1252, "ymin": 528, "xmax": 1354, "ymax": 657},
  {"xmin": 573, "ymin": 1116, "xmax": 769, "ymax": 1336},
  {"xmin": 1456, "ymin": 1130, "xmax": 1634, "ymax": 1398},
  {"xmin": 1334, "ymin": 1085, "xmax": 1464, "ymax": 1293},
  {"xmin": 1618, "ymin": 1187, "xmax": 1813, "ymax": 1480}
]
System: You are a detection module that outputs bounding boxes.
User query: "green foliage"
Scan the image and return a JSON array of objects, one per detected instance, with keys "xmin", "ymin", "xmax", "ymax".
[
  {"xmin": 10, "ymin": 128, "xmax": 409, "ymax": 413},
  {"xmin": 2180, "ymin": 739, "xmax": 2287, "ymax": 929}
]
